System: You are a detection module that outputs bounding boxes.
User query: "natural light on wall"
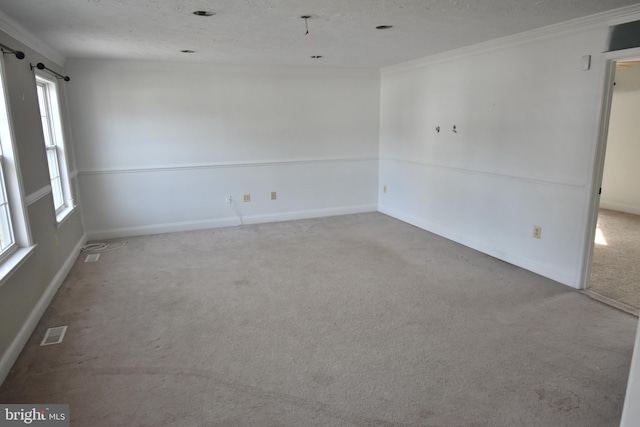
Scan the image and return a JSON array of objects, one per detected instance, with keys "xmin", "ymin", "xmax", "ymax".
[{"xmin": 594, "ymin": 227, "xmax": 608, "ymax": 246}]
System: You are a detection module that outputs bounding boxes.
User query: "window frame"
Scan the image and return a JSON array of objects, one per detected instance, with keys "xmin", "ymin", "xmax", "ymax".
[
  {"xmin": 0, "ymin": 149, "xmax": 17, "ymax": 263},
  {"xmin": 35, "ymin": 72, "xmax": 74, "ymax": 223},
  {"xmin": 0, "ymin": 56, "xmax": 35, "ymax": 287}
]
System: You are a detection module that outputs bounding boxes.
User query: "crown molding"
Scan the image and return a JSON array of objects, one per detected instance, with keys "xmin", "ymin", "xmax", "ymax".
[
  {"xmin": 381, "ymin": 3, "xmax": 640, "ymax": 75},
  {"xmin": 0, "ymin": 9, "xmax": 66, "ymax": 66}
]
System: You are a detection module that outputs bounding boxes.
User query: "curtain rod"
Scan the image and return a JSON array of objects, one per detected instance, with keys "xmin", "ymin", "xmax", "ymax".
[
  {"xmin": 0, "ymin": 42, "xmax": 25, "ymax": 60},
  {"xmin": 30, "ymin": 62, "xmax": 70, "ymax": 82}
]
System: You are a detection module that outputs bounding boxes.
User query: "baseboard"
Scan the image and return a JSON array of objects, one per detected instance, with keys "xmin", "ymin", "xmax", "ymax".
[
  {"xmin": 87, "ymin": 204, "xmax": 378, "ymax": 240},
  {"xmin": 378, "ymin": 205, "xmax": 577, "ymax": 288},
  {"xmin": 87, "ymin": 217, "xmax": 239, "ymax": 240},
  {"xmin": 599, "ymin": 201, "xmax": 640, "ymax": 216},
  {"xmin": 241, "ymin": 204, "xmax": 378, "ymax": 225},
  {"xmin": 580, "ymin": 289, "xmax": 639, "ymax": 317},
  {"xmin": 0, "ymin": 233, "xmax": 87, "ymax": 386}
]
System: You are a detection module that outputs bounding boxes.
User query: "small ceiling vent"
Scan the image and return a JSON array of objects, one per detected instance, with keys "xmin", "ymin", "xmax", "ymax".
[{"xmin": 41, "ymin": 326, "xmax": 67, "ymax": 346}]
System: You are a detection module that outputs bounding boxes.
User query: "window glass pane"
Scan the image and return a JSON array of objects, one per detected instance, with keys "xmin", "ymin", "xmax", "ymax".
[
  {"xmin": 0, "ymin": 177, "xmax": 6, "ymax": 205},
  {"xmin": 0, "ymin": 201, "xmax": 13, "ymax": 251},
  {"xmin": 37, "ymin": 83, "xmax": 54, "ymax": 147},
  {"xmin": 47, "ymin": 150, "xmax": 64, "ymax": 209},
  {"xmin": 0, "ymin": 161, "xmax": 14, "ymax": 252},
  {"xmin": 41, "ymin": 117, "xmax": 53, "ymax": 146},
  {"xmin": 51, "ymin": 176, "xmax": 63, "ymax": 210},
  {"xmin": 36, "ymin": 84, "xmax": 47, "ymax": 115},
  {"xmin": 46, "ymin": 148, "xmax": 60, "ymax": 180}
]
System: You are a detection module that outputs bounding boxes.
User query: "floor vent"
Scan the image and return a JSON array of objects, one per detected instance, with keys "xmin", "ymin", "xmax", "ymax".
[
  {"xmin": 40, "ymin": 326, "xmax": 67, "ymax": 346},
  {"xmin": 85, "ymin": 253, "xmax": 100, "ymax": 262}
]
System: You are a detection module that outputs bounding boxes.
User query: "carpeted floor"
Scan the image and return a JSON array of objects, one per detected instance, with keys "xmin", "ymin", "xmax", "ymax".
[
  {"xmin": 589, "ymin": 209, "xmax": 640, "ymax": 310},
  {"xmin": 0, "ymin": 213, "xmax": 637, "ymax": 426}
]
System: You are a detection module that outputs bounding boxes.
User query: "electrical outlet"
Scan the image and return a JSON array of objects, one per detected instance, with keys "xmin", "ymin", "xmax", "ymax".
[
  {"xmin": 243, "ymin": 194, "xmax": 251, "ymax": 202},
  {"xmin": 533, "ymin": 225, "xmax": 542, "ymax": 239},
  {"xmin": 225, "ymin": 195, "xmax": 232, "ymax": 204},
  {"xmin": 271, "ymin": 191, "xmax": 277, "ymax": 200},
  {"xmin": 383, "ymin": 185, "xmax": 387, "ymax": 194}
]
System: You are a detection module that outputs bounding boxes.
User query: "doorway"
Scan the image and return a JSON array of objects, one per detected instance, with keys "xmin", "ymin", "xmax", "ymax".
[{"xmin": 585, "ymin": 55, "xmax": 640, "ymax": 315}]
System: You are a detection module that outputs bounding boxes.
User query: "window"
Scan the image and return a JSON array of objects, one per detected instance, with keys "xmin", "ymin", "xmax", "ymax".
[
  {"xmin": 0, "ymin": 58, "xmax": 34, "ymax": 284},
  {"xmin": 0, "ymin": 142, "xmax": 16, "ymax": 260},
  {"xmin": 35, "ymin": 74, "xmax": 73, "ymax": 221},
  {"xmin": 0, "ymin": 68, "xmax": 17, "ymax": 262}
]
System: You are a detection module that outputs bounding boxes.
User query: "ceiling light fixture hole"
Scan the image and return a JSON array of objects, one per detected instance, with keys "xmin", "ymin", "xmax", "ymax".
[{"xmin": 193, "ymin": 10, "xmax": 215, "ymax": 17}]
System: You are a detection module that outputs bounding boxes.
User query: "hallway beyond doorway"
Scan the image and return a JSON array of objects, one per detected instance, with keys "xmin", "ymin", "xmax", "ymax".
[{"xmin": 588, "ymin": 209, "xmax": 640, "ymax": 314}]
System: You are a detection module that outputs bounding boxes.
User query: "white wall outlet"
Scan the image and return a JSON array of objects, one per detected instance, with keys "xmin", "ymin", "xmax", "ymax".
[
  {"xmin": 243, "ymin": 194, "xmax": 251, "ymax": 202},
  {"xmin": 533, "ymin": 225, "xmax": 542, "ymax": 239},
  {"xmin": 271, "ymin": 191, "xmax": 277, "ymax": 200},
  {"xmin": 225, "ymin": 195, "xmax": 232, "ymax": 204},
  {"xmin": 383, "ymin": 185, "xmax": 387, "ymax": 193}
]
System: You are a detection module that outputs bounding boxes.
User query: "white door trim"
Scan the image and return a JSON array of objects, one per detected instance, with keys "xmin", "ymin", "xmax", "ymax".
[{"xmin": 581, "ymin": 46, "xmax": 640, "ymax": 289}]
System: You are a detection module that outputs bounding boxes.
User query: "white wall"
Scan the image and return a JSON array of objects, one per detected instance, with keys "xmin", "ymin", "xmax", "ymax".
[
  {"xmin": 379, "ymin": 25, "xmax": 616, "ymax": 288},
  {"xmin": 601, "ymin": 63, "xmax": 640, "ymax": 214},
  {"xmin": 65, "ymin": 60, "xmax": 380, "ymax": 238}
]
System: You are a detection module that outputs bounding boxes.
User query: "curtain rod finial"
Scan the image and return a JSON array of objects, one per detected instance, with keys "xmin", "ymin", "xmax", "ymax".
[{"xmin": 31, "ymin": 62, "xmax": 70, "ymax": 82}]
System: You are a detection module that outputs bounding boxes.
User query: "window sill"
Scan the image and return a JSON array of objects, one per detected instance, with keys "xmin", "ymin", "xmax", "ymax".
[
  {"xmin": 56, "ymin": 205, "xmax": 76, "ymax": 227},
  {"xmin": 0, "ymin": 245, "xmax": 37, "ymax": 289}
]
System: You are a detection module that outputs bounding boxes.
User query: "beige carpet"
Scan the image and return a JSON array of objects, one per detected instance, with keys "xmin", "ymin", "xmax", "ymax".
[
  {"xmin": 589, "ymin": 209, "xmax": 640, "ymax": 310},
  {"xmin": 0, "ymin": 213, "xmax": 637, "ymax": 426}
]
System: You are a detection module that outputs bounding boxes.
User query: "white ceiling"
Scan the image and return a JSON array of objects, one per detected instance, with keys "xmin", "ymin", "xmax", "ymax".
[{"xmin": 0, "ymin": 0, "xmax": 639, "ymax": 68}]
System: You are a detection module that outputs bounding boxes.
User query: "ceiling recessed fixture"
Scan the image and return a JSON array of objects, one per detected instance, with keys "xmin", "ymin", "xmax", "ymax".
[
  {"xmin": 376, "ymin": 25, "xmax": 393, "ymax": 30},
  {"xmin": 181, "ymin": 50, "xmax": 195, "ymax": 53},
  {"xmin": 310, "ymin": 55, "xmax": 322, "ymax": 59},
  {"xmin": 193, "ymin": 10, "xmax": 215, "ymax": 17}
]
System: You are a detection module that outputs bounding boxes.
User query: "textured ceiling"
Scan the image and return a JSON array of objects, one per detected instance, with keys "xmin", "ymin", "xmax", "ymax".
[{"xmin": 0, "ymin": 0, "xmax": 639, "ymax": 68}]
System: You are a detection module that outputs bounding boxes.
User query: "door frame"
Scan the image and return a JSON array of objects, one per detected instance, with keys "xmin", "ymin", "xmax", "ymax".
[{"xmin": 581, "ymin": 46, "xmax": 640, "ymax": 289}]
